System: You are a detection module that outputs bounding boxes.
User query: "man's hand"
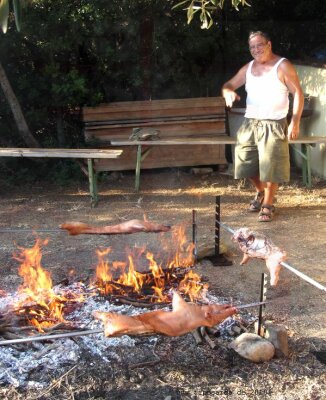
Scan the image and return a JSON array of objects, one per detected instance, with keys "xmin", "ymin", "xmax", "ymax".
[
  {"xmin": 288, "ymin": 120, "xmax": 300, "ymax": 140},
  {"xmin": 222, "ymin": 88, "xmax": 240, "ymax": 108}
]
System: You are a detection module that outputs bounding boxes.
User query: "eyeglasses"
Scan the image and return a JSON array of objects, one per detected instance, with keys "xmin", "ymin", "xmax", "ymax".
[{"xmin": 249, "ymin": 42, "xmax": 268, "ymax": 51}]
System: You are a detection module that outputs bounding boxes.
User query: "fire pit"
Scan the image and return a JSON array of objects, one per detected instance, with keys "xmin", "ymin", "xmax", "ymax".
[{"xmin": 0, "ymin": 219, "xmax": 256, "ymax": 388}]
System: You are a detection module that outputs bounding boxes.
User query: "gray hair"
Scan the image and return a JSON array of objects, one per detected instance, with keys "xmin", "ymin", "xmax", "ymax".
[{"xmin": 248, "ymin": 31, "xmax": 271, "ymax": 43}]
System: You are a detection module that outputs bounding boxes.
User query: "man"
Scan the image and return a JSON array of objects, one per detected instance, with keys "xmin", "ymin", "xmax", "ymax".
[{"xmin": 222, "ymin": 31, "xmax": 304, "ymax": 221}]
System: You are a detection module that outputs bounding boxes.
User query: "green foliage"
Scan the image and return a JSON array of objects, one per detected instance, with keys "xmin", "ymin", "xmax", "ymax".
[
  {"xmin": 173, "ymin": 0, "xmax": 250, "ymax": 29},
  {"xmin": 0, "ymin": 0, "xmax": 27, "ymax": 33},
  {"xmin": 0, "ymin": 0, "xmax": 325, "ymax": 186},
  {"xmin": 0, "ymin": 0, "xmax": 9, "ymax": 33}
]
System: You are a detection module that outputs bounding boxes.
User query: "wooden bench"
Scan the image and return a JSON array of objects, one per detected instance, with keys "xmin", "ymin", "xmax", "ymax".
[
  {"xmin": 83, "ymin": 97, "xmax": 229, "ymax": 190},
  {"xmin": 111, "ymin": 136, "xmax": 326, "ymax": 189},
  {"xmin": 0, "ymin": 148, "xmax": 122, "ymax": 206},
  {"xmin": 83, "ymin": 99, "xmax": 325, "ymax": 191}
]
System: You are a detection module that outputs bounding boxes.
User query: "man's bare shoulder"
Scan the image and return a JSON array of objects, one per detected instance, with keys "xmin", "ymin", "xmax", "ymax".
[{"xmin": 278, "ymin": 58, "xmax": 296, "ymax": 72}]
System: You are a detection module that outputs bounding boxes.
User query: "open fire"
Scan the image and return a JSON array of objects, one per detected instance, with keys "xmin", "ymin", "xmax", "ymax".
[
  {"xmin": 11, "ymin": 238, "xmax": 84, "ymax": 332},
  {"xmin": 3, "ymin": 224, "xmax": 207, "ymax": 333}
]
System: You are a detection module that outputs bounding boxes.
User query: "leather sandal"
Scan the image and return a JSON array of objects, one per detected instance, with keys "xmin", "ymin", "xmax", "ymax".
[
  {"xmin": 249, "ymin": 191, "xmax": 264, "ymax": 212},
  {"xmin": 258, "ymin": 205, "xmax": 275, "ymax": 222}
]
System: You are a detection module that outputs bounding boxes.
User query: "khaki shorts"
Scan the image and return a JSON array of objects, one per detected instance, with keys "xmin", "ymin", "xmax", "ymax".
[{"xmin": 234, "ymin": 118, "xmax": 290, "ymax": 183}]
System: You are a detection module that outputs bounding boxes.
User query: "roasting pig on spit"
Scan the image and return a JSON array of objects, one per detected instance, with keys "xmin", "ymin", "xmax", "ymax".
[
  {"xmin": 60, "ymin": 219, "xmax": 171, "ymax": 236},
  {"xmin": 93, "ymin": 292, "xmax": 237, "ymax": 338},
  {"xmin": 232, "ymin": 228, "xmax": 287, "ymax": 286}
]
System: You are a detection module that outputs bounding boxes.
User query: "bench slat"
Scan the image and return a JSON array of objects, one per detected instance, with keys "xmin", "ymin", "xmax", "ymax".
[
  {"xmin": 110, "ymin": 136, "xmax": 326, "ymax": 146},
  {"xmin": 93, "ymin": 144, "xmax": 226, "ymax": 171},
  {"xmin": 83, "ymin": 97, "xmax": 225, "ymax": 116},
  {"xmin": 0, "ymin": 148, "xmax": 123, "ymax": 159},
  {"xmin": 85, "ymin": 115, "xmax": 225, "ymax": 127},
  {"xmin": 83, "ymin": 107, "xmax": 226, "ymax": 122}
]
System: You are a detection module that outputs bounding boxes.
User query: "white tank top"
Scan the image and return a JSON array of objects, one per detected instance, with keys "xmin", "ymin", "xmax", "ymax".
[{"xmin": 245, "ymin": 58, "xmax": 289, "ymax": 120}]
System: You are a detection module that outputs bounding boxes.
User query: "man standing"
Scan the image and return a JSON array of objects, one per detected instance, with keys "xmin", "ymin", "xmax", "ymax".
[{"xmin": 222, "ymin": 31, "xmax": 304, "ymax": 221}]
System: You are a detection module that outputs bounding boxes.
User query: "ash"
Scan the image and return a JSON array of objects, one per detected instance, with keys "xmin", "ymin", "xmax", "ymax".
[{"xmin": 0, "ymin": 287, "xmax": 256, "ymax": 388}]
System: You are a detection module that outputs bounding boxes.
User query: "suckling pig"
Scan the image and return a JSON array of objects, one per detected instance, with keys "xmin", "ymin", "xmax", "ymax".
[
  {"xmin": 93, "ymin": 292, "xmax": 236, "ymax": 337},
  {"xmin": 232, "ymin": 228, "xmax": 287, "ymax": 286},
  {"xmin": 60, "ymin": 219, "xmax": 171, "ymax": 236}
]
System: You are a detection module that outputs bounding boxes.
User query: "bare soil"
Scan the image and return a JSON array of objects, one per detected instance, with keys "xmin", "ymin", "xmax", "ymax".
[{"xmin": 0, "ymin": 168, "xmax": 325, "ymax": 399}]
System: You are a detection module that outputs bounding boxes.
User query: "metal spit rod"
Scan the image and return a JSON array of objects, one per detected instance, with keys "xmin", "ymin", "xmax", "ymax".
[
  {"xmin": 0, "ymin": 229, "xmax": 62, "ymax": 233},
  {"xmin": 216, "ymin": 220, "xmax": 326, "ymax": 293}
]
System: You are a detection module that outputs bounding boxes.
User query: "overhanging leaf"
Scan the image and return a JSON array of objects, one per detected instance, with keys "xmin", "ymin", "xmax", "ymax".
[
  {"xmin": 0, "ymin": 0, "xmax": 9, "ymax": 33},
  {"xmin": 13, "ymin": 0, "xmax": 23, "ymax": 32}
]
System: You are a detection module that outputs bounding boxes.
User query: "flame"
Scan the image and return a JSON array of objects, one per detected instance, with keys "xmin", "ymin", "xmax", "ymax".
[
  {"xmin": 13, "ymin": 238, "xmax": 83, "ymax": 332},
  {"xmin": 93, "ymin": 223, "xmax": 204, "ymax": 303},
  {"xmin": 178, "ymin": 270, "xmax": 208, "ymax": 302},
  {"xmin": 117, "ymin": 255, "xmax": 147, "ymax": 293},
  {"xmin": 167, "ymin": 225, "xmax": 195, "ymax": 269}
]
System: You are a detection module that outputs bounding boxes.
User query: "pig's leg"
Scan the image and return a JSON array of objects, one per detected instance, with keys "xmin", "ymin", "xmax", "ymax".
[
  {"xmin": 240, "ymin": 253, "xmax": 251, "ymax": 266},
  {"xmin": 266, "ymin": 255, "xmax": 282, "ymax": 286}
]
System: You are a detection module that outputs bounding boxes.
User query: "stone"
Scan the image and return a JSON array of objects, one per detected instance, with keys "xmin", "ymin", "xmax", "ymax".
[
  {"xmin": 191, "ymin": 167, "xmax": 214, "ymax": 175},
  {"xmin": 229, "ymin": 332, "xmax": 275, "ymax": 363},
  {"xmin": 264, "ymin": 323, "xmax": 289, "ymax": 357}
]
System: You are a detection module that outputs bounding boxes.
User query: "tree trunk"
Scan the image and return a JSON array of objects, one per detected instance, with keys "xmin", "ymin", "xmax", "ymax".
[
  {"xmin": 139, "ymin": 14, "xmax": 154, "ymax": 100},
  {"xmin": 0, "ymin": 61, "xmax": 40, "ymax": 147}
]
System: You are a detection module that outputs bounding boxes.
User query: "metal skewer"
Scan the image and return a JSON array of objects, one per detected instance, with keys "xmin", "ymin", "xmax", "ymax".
[
  {"xmin": 0, "ymin": 328, "xmax": 104, "ymax": 346},
  {"xmin": 0, "ymin": 228, "xmax": 62, "ymax": 233},
  {"xmin": 234, "ymin": 301, "xmax": 268, "ymax": 309}
]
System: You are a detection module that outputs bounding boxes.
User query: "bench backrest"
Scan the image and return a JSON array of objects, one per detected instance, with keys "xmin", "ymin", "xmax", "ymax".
[
  {"xmin": 83, "ymin": 97, "xmax": 227, "ymax": 142},
  {"xmin": 82, "ymin": 97, "xmax": 228, "ymax": 171}
]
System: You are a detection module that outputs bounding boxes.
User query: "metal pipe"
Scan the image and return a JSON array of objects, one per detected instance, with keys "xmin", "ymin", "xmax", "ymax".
[
  {"xmin": 0, "ymin": 229, "xmax": 62, "ymax": 233},
  {"xmin": 216, "ymin": 220, "xmax": 326, "ymax": 292},
  {"xmin": 257, "ymin": 273, "xmax": 268, "ymax": 337},
  {"xmin": 0, "ymin": 328, "xmax": 104, "ymax": 346},
  {"xmin": 192, "ymin": 209, "xmax": 197, "ymax": 262},
  {"xmin": 214, "ymin": 196, "xmax": 221, "ymax": 256},
  {"xmin": 235, "ymin": 301, "xmax": 268, "ymax": 309},
  {"xmin": 280, "ymin": 261, "xmax": 326, "ymax": 292}
]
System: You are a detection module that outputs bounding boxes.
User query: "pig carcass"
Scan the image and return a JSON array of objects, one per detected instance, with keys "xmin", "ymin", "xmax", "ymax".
[
  {"xmin": 232, "ymin": 228, "xmax": 287, "ymax": 286},
  {"xmin": 60, "ymin": 219, "xmax": 171, "ymax": 236},
  {"xmin": 93, "ymin": 292, "xmax": 236, "ymax": 337}
]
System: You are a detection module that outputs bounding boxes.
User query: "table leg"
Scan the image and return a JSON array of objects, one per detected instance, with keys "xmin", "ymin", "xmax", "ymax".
[
  {"xmin": 88, "ymin": 158, "xmax": 98, "ymax": 207},
  {"xmin": 135, "ymin": 145, "xmax": 142, "ymax": 192}
]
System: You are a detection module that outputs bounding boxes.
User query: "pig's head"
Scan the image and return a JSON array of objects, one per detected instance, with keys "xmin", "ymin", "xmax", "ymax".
[
  {"xmin": 203, "ymin": 304, "xmax": 237, "ymax": 326},
  {"xmin": 232, "ymin": 228, "xmax": 256, "ymax": 245}
]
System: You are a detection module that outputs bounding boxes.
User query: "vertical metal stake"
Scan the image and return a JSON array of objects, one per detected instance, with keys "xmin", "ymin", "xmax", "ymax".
[
  {"xmin": 192, "ymin": 209, "xmax": 197, "ymax": 263},
  {"xmin": 215, "ymin": 195, "xmax": 221, "ymax": 257},
  {"xmin": 257, "ymin": 273, "xmax": 268, "ymax": 337},
  {"xmin": 205, "ymin": 195, "xmax": 232, "ymax": 266}
]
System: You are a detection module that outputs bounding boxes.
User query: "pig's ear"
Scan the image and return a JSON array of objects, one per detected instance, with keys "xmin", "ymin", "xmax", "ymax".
[
  {"xmin": 204, "ymin": 310, "xmax": 213, "ymax": 321},
  {"xmin": 92, "ymin": 310, "xmax": 107, "ymax": 322},
  {"xmin": 172, "ymin": 292, "xmax": 187, "ymax": 311}
]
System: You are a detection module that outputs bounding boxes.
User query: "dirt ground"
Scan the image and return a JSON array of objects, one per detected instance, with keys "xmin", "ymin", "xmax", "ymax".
[{"xmin": 0, "ymin": 167, "xmax": 325, "ymax": 399}]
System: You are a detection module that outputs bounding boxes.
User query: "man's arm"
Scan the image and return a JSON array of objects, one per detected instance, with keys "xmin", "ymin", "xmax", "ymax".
[
  {"xmin": 279, "ymin": 60, "xmax": 304, "ymax": 140},
  {"xmin": 221, "ymin": 64, "xmax": 248, "ymax": 107}
]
